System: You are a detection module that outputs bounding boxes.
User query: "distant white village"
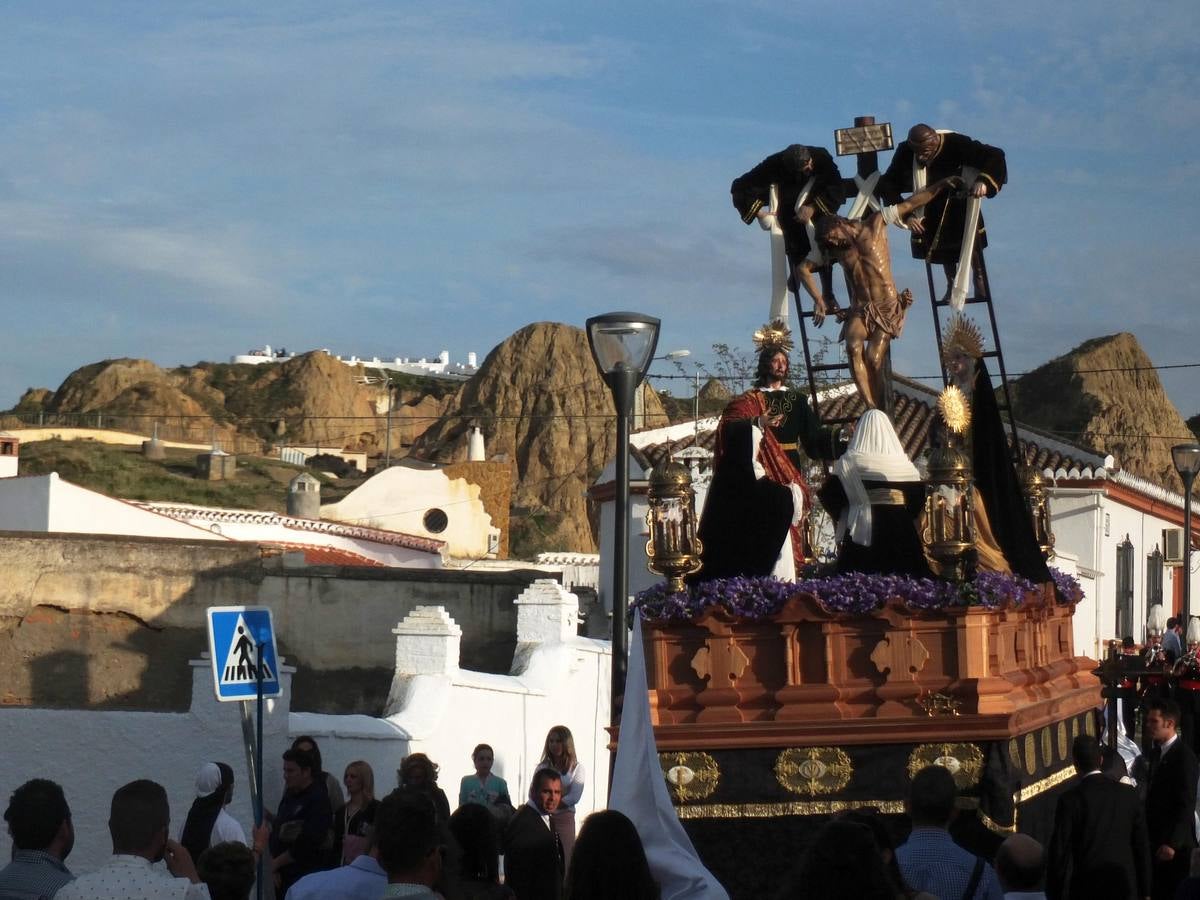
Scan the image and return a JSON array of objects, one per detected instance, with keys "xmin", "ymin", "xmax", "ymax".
[{"xmin": 230, "ymin": 345, "xmax": 480, "ymax": 379}]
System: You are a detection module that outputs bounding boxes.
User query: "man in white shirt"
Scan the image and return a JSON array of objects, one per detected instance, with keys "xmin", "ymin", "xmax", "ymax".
[{"xmin": 57, "ymin": 779, "xmax": 210, "ymax": 900}]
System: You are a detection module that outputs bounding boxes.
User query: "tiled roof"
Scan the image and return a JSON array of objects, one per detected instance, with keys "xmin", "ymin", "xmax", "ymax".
[
  {"xmin": 633, "ymin": 374, "xmax": 1108, "ymax": 476},
  {"xmin": 264, "ymin": 543, "xmax": 387, "ymax": 567},
  {"xmin": 136, "ymin": 502, "xmax": 445, "ymax": 554}
]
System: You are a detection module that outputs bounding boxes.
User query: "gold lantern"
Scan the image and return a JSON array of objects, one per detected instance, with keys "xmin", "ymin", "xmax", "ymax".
[
  {"xmin": 645, "ymin": 458, "xmax": 703, "ymax": 592},
  {"xmin": 1019, "ymin": 464, "xmax": 1055, "ymax": 558},
  {"xmin": 922, "ymin": 387, "xmax": 976, "ymax": 581}
]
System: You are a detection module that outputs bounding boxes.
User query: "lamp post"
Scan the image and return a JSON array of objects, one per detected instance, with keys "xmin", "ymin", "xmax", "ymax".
[
  {"xmin": 1172, "ymin": 443, "xmax": 1200, "ymax": 621},
  {"xmin": 586, "ymin": 312, "xmax": 660, "ymax": 791}
]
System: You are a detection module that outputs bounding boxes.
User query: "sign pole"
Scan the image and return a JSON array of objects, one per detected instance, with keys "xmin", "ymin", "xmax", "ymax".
[{"xmin": 256, "ymin": 640, "xmax": 265, "ymax": 900}]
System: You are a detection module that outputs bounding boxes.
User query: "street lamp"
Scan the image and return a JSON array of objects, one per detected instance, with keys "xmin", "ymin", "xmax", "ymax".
[
  {"xmin": 586, "ymin": 311, "xmax": 660, "ymax": 785},
  {"xmin": 1172, "ymin": 443, "xmax": 1200, "ymax": 621}
]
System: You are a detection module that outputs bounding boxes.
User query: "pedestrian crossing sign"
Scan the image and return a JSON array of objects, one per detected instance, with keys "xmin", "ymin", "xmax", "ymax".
[{"xmin": 206, "ymin": 606, "xmax": 282, "ymax": 701}]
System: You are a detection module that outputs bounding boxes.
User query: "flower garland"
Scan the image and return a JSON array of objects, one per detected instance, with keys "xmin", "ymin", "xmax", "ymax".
[{"xmin": 633, "ymin": 568, "xmax": 1082, "ymax": 624}]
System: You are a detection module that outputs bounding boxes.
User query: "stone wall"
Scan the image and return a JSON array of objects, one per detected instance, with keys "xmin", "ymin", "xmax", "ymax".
[{"xmin": 0, "ymin": 532, "xmax": 551, "ymax": 712}]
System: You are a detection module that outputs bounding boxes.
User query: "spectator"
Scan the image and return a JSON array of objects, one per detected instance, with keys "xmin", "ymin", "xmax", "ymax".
[
  {"xmin": 994, "ymin": 834, "xmax": 1046, "ymax": 899},
  {"xmin": 1143, "ymin": 697, "xmax": 1198, "ymax": 900},
  {"xmin": 1046, "ymin": 734, "xmax": 1149, "ymax": 900},
  {"xmin": 564, "ymin": 810, "xmax": 658, "ymax": 900},
  {"xmin": 399, "ymin": 753, "xmax": 451, "ymax": 827},
  {"xmin": 334, "ymin": 760, "xmax": 379, "ymax": 865},
  {"xmin": 538, "ymin": 726, "xmax": 586, "ymax": 867},
  {"xmin": 896, "ymin": 765, "xmax": 1003, "ymax": 900},
  {"xmin": 776, "ymin": 818, "xmax": 900, "ymax": 900},
  {"xmin": 57, "ymin": 779, "xmax": 208, "ymax": 900},
  {"xmin": 196, "ymin": 842, "xmax": 255, "ymax": 900},
  {"xmin": 180, "ymin": 763, "xmax": 246, "ymax": 863},
  {"xmin": 269, "ymin": 746, "xmax": 334, "ymax": 896},
  {"xmin": 448, "ymin": 803, "xmax": 513, "ymax": 900},
  {"xmin": 503, "ymin": 769, "xmax": 565, "ymax": 900},
  {"xmin": 840, "ymin": 809, "xmax": 934, "ymax": 900},
  {"xmin": 459, "ymin": 743, "xmax": 513, "ymax": 826},
  {"xmin": 283, "ymin": 819, "xmax": 385, "ymax": 899},
  {"xmin": 375, "ymin": 790, "xmax": 442, "ymax": 899},
  {"xmin": 290, "ymin": 734, "xmax": 343, "ymax": 864},
  {"xmin": 0, "ymin": 777, "xmax": 75, "ymax": 898}
]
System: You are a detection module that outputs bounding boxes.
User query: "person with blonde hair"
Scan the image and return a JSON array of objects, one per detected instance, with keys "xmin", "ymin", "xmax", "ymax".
[
  {"xmin": 334, "ymin": 760, "xmax": 378, "ymax": 865},
  {"xmin": 538, "ymin": 726, "xmax": 586, "ymax": 867}
]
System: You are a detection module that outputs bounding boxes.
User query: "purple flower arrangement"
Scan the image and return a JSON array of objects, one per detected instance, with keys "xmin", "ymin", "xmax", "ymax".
[{"xmin": 633, "ymin": 566, "xmax": 1084, "ymax": 623}]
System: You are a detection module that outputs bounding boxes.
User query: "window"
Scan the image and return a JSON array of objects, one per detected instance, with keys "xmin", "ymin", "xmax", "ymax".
[
  {"xmin": 1147, "ymin": 546, "xmax": 1164, "ymax": 610},
  {"xmin": 1116, "ymin": 536, "xmax": 1134, "ymax": 640},
  {"xmin": 423, "ymin": 508, "xmax": 449, "ymax": 534}
]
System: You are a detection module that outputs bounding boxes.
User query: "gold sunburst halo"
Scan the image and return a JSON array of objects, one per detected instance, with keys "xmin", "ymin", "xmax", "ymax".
[
  {"xmin": 938, "ymin": 385, "xmax": 971, "ymax": 433},
  {"xmin": 941, "ymin": 313, "xmax": 985, "ymax": 364},
  {"xmin": 752, "ymin": 318, "xmax": 794, "ymax": 354}
]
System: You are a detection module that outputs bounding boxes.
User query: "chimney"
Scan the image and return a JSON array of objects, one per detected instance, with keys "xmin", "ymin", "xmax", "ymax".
[
  {"xmin": 468, "ymin": 427, "xmax": 486, "ymax": 462},
  {"xmin": 287, "ymin": 472, "xmax": 321, "ymax": 519}
]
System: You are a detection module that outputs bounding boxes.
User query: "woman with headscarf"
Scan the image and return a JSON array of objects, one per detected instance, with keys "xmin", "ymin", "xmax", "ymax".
[
  {"xmin": 180, "ymin": 762, "xmax": 247, "ymax": 863},
  {"xmin": 817, "ymin": 409, "xmax": 931, "ymax": 577}
]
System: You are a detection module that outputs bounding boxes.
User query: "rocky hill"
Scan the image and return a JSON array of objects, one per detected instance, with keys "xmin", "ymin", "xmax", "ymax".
[
  {"xmin": 411, "ymin": 322, "xmax": 670, "ymax": 554},
  {"xmin": 1010, "ymin": 333, "xmax": 1194, "ymax": 491},
  {"xmin": 9, "ymin": 352, "xmax": 455, "ymax": 454}
]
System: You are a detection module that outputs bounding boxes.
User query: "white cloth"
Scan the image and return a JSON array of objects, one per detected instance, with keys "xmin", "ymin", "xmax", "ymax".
[
  {"xmin": 57, "ymin": 855, "xmax": 210, "ymax": 900},
  {"xmin": 610, "ymin": 613, "xmax": 731, "ymax": 900},
  {"xmin": 831, "ymin": 410, "xmax": 920, "ymax": 546},
  {"xmin": 211, "ymin": 808, "xmax": 247, "ymax": 846}
]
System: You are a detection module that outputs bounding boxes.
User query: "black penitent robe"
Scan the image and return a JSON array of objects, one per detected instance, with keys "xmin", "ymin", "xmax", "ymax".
[
  {"xmin": 694, "ymin": 419, "xmax": 795, "ymax": 582},
  {"xmin": 730, "ymin": 145, "xmax": 844, "ymax": 265},
  {"xmin": 971, "ymin": 359, "xmax": 1052, "ymax": 586},
  {"xmin": 816, "ymin": 477, "xmax": 932, "ymax": 577},
  {"xmin": 877, "ymin": 132, "xmax": 1007, "ymax": 264}
]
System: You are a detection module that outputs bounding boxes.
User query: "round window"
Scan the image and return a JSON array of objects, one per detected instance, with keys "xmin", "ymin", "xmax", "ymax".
[{"xmin": 423, "ymin": 508, "xmax": 449, "ymax": 534}]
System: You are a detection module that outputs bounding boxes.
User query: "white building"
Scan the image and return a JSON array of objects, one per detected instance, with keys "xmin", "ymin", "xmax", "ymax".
[{"xmin": 230, "ymin": 346, "xmax": 479, "ymax": 378}]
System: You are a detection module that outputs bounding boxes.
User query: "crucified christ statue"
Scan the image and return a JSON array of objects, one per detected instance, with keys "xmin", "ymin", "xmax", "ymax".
[{"xmin": 795, "ymin": 175, "xmax": 964, "ymax": 409}]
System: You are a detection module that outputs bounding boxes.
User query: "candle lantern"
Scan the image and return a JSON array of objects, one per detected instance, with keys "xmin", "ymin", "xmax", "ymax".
[
  {"xmin": 645, "ymin": 458, "xmax": 703, "ymax": 592},
  {"xmin": 1019, "ymin": 464, "xmax": 1055, "ymax": 558},
  {"xmin": 922, "ymin": 386, "xmax": 976, "ymax": 582}
]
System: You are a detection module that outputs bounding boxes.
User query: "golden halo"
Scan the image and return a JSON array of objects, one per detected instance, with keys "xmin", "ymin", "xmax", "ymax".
[
  {"xmin": 753, "ymin": 318, "xmax": 794, "ymax": 354},
  {"xmin": 938, "ymin": 385, "xmax": 972, "ymax": 434}
]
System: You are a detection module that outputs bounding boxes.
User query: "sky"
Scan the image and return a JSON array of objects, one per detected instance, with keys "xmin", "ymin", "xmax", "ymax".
[{"xmin": 2, "ymin": 1, "xmax": 1198, "ymax": 430}]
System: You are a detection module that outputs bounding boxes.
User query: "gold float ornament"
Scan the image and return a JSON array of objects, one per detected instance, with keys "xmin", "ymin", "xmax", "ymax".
[
  {"xmin": 941, "ymin": 313, "xmax": 985, "ymax": 366},
  {"xmin": 752, "ymin": 318, "xmax": 794, "ymax": 355},
  {"xmin": 937, "ymin": 385, "xmax": 972, "ymax": 434},
  {"xmin": 1007, "ymin": 739, "xmax": 1022, "ymax": 769},
  {"xmin": 916, "ymin": 691, "xmax": 962, "ymax": 717},
  {"xmin": 775, "ymin": 747, "xmax": 853, "ymax": 797},
  {"xmin": 1057, "ymin": 721, "xmax": 1069, "ymax": 761},
  {"xmin": 907, "ymin": 743, "xmax": 984, "ymax": 790},
  {"xmin": 659, "ymin": 751, "xmax": 719, "ymax": 803},
  {"xmin": 1040, "ymin": 728, "xmax": 1054, "ymax": 768},
  {"xmin": 1023, "ymin": 733, "xmax": 1037, "ymax": 776},
  {"xmin": 645, "ymin": 459, "xmax": 703, "ymax": 592}
]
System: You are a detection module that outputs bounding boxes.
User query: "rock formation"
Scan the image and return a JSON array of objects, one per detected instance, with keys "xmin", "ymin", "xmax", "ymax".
[
  {"xmin": 1010, "ymin": 333, "xmax": 1194, "ymax": 491},
  {"xmin": 411, "ymin": 322, "xmax": 670, "ymax": 554}
]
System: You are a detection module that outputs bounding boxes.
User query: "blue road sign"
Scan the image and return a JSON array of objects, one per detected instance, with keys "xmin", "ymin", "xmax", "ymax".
[{"xmin": 206, "ymin": 606, "xmax": 282, "ymax": 701}]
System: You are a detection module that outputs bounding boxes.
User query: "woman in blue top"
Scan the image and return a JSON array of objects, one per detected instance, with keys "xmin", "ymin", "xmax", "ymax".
[{"xmin": 459, "ymin": 744, "xmax": 512, "ymax": 813}]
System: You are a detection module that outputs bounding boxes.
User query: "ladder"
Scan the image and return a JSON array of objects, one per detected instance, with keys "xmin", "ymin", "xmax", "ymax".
[{"xmin": 925, "ymin": 249, "xmax": 1022, "ymax": 457}]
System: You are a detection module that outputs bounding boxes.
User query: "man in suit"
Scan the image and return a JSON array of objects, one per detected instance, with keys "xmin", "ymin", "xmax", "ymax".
[
  {"xmin": 502, "ymin": 769, "xmax": 564, "ymax": 900},
  {"xmin": 1144, "ymin": 698, "xmax": 1199, "ymax": 900},
  {"xmin": 1046, "ymin": 734, "xmax": 1150, "ymax": 900}
]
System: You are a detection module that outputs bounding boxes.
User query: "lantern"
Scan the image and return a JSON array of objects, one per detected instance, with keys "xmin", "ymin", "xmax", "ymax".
[
  {"xmin": 1019, "ymin": 464, "xmax": 1055, "ymax": 558},
  {"xmin": 645, "ymin": 459, "xmax": 703, "ymax": 592},
  {"xmin": 922, "ymin": 443, "xmax": 976, "ymax": 582}
]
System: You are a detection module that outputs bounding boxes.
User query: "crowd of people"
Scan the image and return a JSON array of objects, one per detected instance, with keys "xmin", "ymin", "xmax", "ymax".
[
  {"xmin": 0, "ymin": 725, "xmax": 618, "ymax": 900},
  {"xmin": 9, "ymin": 705, "xmax": 1200, "ymax": 899}
]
